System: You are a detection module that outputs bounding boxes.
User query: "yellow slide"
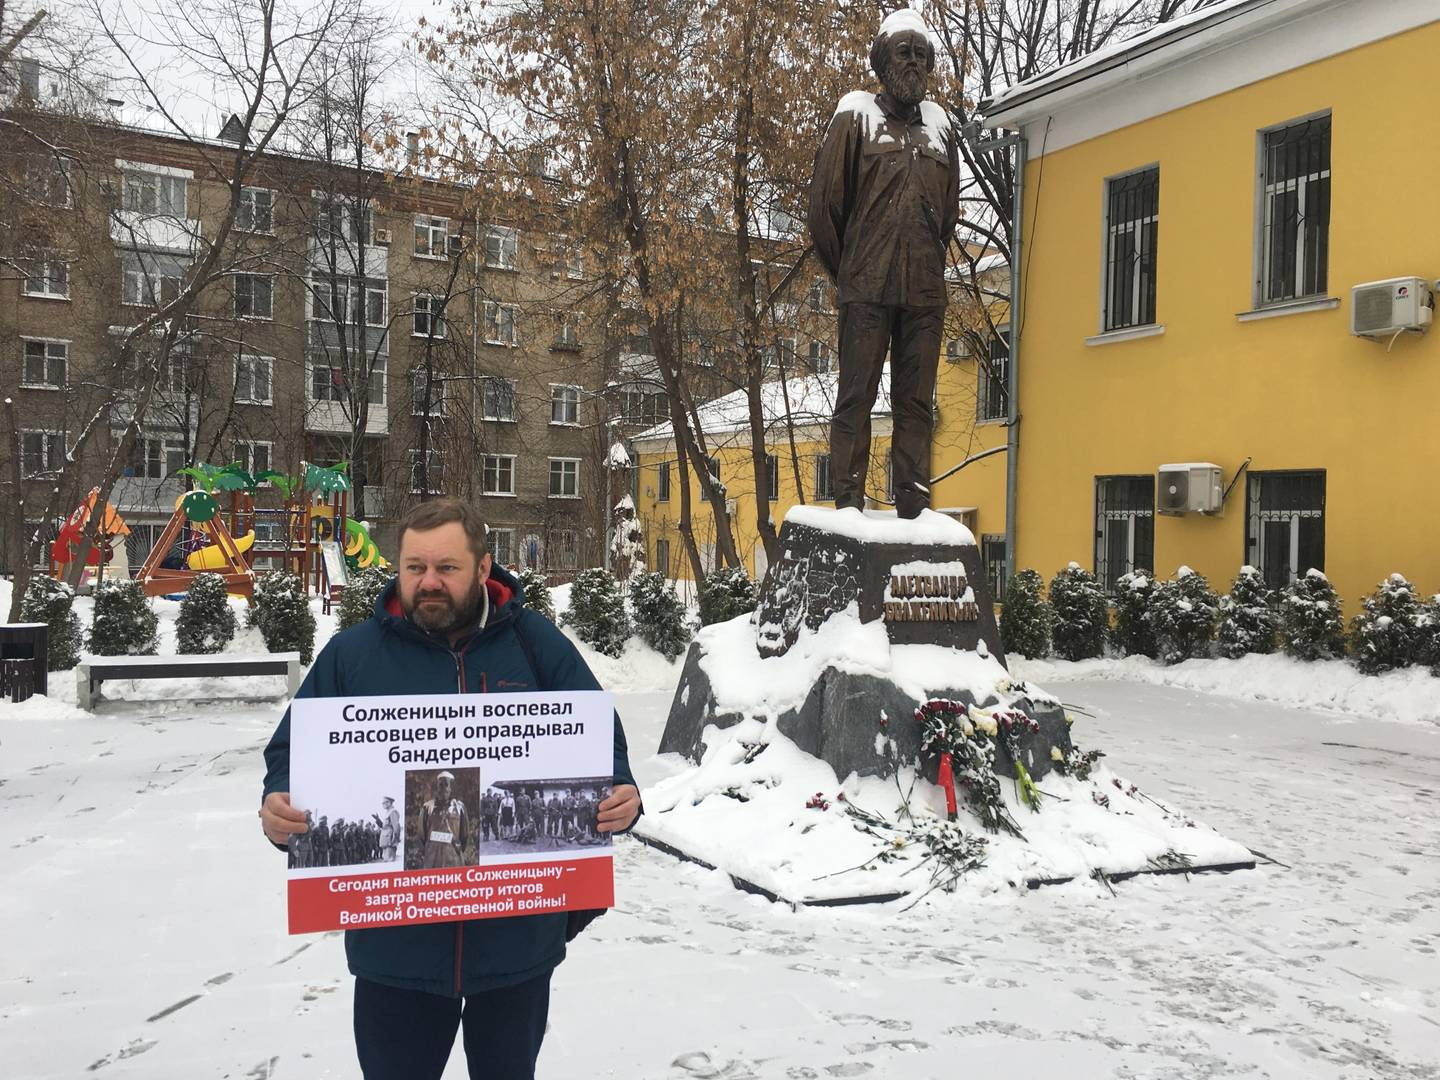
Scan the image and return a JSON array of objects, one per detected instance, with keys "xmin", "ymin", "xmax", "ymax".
[{"xmin": 187, "ymin": 529, "xmax": 255, "ymax": 570}]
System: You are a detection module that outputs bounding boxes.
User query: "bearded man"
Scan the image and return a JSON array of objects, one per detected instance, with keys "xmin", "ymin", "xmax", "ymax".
[
  {"xmin": 808, "ymin": 9, "xmax": 960, "ymax": 519},
  {"xmin": 258, "ymin": 498, "xmax": 641, "ymax": 1080}
]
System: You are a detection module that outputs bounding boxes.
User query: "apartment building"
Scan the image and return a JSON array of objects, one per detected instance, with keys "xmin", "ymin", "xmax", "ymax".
[{"xmin": 0, "ymin": 111, "xmax": 631, "ymax": 576}]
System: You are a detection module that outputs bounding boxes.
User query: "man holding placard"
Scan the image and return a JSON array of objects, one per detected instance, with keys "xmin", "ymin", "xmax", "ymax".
[{"xmin": 258, "ymin": 499, "xmax": 641, "ymax": 1080}]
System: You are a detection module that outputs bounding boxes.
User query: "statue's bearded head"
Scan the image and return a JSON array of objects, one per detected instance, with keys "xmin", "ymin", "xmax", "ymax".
[{"xmin": 871, "ymin": 26, "xmax": 934, "ymax": 109}]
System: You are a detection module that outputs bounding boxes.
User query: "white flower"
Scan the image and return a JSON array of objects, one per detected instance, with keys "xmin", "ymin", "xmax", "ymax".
[
  {"xmin": 973, "ymin": 714, "xmax": 998, "ymax": 738},
  {"xmin": 1065, "ymin": 713, "xmax": 1075, "ymax": 726},
  {"xmin": 1051, "ymin": 747, "xmax": 1064, "ymax": 762},
  {"xmin": 961, "ymin": 720, "xmax": 975, "ymax": 738}
]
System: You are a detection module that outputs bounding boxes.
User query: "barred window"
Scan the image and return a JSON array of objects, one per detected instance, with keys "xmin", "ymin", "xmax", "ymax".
[
  {"xmin": 1095, "ymin": 476, "xmax": 1155, "ymax": 591},
  {"xmin": 977, "ymin": 330, "xmax": 1009, "ymax": 422},
  {"xmin": 1246, "ymin": 470, "xmax": 1325, "ymax": 589},
  {"xmin": 813, "ymin": 453, "xmax": 832, "ymax": 500},
  {"xmin": 488, "ymin": 527, "xmax": 515, "ymax": 567},
  {"xmin": 1103, "ymin": 167, "xmax": 1159, "ymax": 331},
  {"xmin": 1260, "ymin": 115, "xmax": 1331, "ymax": 305}
]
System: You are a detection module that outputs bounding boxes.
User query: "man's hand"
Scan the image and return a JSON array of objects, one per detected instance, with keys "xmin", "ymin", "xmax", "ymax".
[
  {"xmin": 260, "ymin": 792, "xmax": 309, "ymax": 846},
  {"xmin": 597, "ymin": 784, "xmax": 641, "ymax": 834}
]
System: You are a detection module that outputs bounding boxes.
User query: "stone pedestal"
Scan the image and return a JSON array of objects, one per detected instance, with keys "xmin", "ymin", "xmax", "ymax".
[{"xmin": 659, "ymin": 508, "xmax": 1069, "ymax": 783}]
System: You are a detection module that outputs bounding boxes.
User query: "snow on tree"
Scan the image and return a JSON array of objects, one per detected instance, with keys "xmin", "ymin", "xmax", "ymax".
[
  {"xmin": 249, "ymin": 571, "xmax": 317, "ymax": 664},
  {"xmin": 1215, "ymin": 566, "xmax": 1280, "ymax": 659},
  {"xmin": 88, "ymin": 578, "xmax": 159, "ymax": 657},
  {"xmin": 1147, "ymin": 566, "xmax": 1218, "ymax": 664},
  {"xmin": 698, "ymin": 566, "xmax": 758, "ymax": 627},
  {"xmin": 1280, "ymin": 569, "xmax": 1347, "ymax": 662},
  {"xmin": 610, "ymin": 495, "xmax": 646, "ymax": 581},
  {"xmin": 176, "ymin": 573, "xmax": 238, "ymax": 655},
  {"xmin": 563, "ymin": 568, "xmax": 632, "ymax": 657},
  {"xmin": 1048, "ymin": 562, "xmax": 1107, "ymax": 661},
  {"xmin": 19, "ymin": 575, "xmax": 83, "ymax": 671},
  {"xmin": 628, "ymin": 571, "xmax": 692, "ymax": 660},
  {"xmin": 1349, "ymin": 573, "xmax": 1423, "ymax": 675},
  {"xmin": 515, "ymin": 567, "xmax": 555, "ymax": 622},
  {"xmin": 1416, "ymin": 593, "xmax": 1440, "ymax": 677},
  {"xmin": 1000, "ymin": 568, "xmax": 1051, "ymax": 660},
  {"xmin": 338, "ymin": 567, "xmax": 393, "ymax": 632},
  {"xmin": 1110, "ymin": 572, "xmax": 1158, "ymax": 659}
]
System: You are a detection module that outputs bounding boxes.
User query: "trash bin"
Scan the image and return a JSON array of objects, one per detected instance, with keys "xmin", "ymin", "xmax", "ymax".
[{"xmin": 0, "ymin": 623, "xmax": 49, "ymax": 701}]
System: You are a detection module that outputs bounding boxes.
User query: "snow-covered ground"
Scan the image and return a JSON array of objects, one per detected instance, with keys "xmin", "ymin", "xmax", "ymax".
[{"xmin": 2, "ymin": 595, "xmax": 1438, "ymax": 1078}]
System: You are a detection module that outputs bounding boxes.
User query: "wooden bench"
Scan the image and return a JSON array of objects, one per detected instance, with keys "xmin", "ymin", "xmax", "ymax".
[{"xmin": 76, "ymin": 652, "xmax": 303, "ymax": 710}]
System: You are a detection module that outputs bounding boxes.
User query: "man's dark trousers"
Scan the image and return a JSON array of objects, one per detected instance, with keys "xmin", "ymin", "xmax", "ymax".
[
  {"xmin": 832, "ymin": 302, "xmax": 943, "ymax": 517},
  {"xmin": 354, "ymin": 971, "xmax": 551, "ymax": 1079}
]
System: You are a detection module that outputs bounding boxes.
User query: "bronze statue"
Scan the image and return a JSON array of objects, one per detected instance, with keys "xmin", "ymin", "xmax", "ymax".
[{"xmin": 808, "ymin": 10, "xmax": 960, "ymax": 519}]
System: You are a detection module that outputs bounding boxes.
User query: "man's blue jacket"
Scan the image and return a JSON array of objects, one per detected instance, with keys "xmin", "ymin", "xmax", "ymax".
[{"xmin": 262, "ymin": 564, "xmax": 638, "ymax": 997}]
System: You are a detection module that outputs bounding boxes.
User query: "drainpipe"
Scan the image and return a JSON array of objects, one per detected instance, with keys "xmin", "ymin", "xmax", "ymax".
[{"xmin": 1004, "ymin": 132, "xmax": 1027, "ymax": 586}]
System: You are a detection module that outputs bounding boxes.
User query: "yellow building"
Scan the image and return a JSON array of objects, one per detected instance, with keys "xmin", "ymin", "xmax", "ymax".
[{"xmin": 968, "ymin": 0, "xmax": 1440, "ymax": 613}]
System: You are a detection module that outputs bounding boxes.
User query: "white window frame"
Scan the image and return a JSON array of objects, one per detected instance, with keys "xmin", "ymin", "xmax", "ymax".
[
  {"xmin": 484, "ymin": 225, "xmax": 518, "ymax": 270},
  {"xmin": 365, "ymin": 285, "xmax": 387, "ymax": 328},
  {"xmin": 482, "ymin": 454, "xmax": 517, "ymax": 496},
  {"xmin": 234, "ymin": 273, "xmax": 274, "ymax": 320},
  {"xmin": 122, "ymin": 252, "xmax": 184, "ymax": 308},
  {"xmin": 22, "ymin": 251, "xmax": 69, "ymax": 298},
  {"xmin": 121, "ymin": 167, "xmax": 187, "ymax": 217},
  {"xmin": 548, "ymin": 457, "xmax": 581, "ymax": 499},
  {"xmin": 234, "ymin": 440, "xmax": 273, "ymax": 479},
  {"xmin": 24, "ymin": 155, "xmax": 73, "ymax": 208},
  {"xmin": 412, "ymin": 293, "xmax": 447, "ymax": 339},
  {"xmin": 549, "ymin": 384, "xmax": 581, "ymax": 425},
  {"xmin": 483, "ymin": 301, "xmax": 518, "ymax": 346},
  {"xmin": 487, "ymin": 527, "xmax": 516, "ymax": 567},
  {"xmin": 555, "ymin": 310, "xmax": 581, "ymax": 349},
  {"xmin": 132, "ymin": 433, "xmax": 188, "ymax": 480},
  {"xmin": 408, "ymin": 449, "xmax": 445, "ymax": 494},
  {"xmin": 21, "ymin": 338, "xmax": 67, "ymax": 389},
  {"xmin": 808, "ymin": 340, "xmax": 832, "ymax": 373},
  {"xmin": 410, "ymin": 371, "xmax": 447, "ymax": 416},
  {"xmin": 237, "ymin": 187, "xmax": 274, "ymax": 234},
  {"xmin": 414, "ymin": 214, "xmax": 449, "ymax": 259},
  {"xmin": 234, "ymin": 354, "xmax": 274, "ymax": 404},
  {"xmin": 19, "ymin": 429, "xmax": 65, "ymax": 477},
  {"xmin": 480, "ymin": 377, "xmax": 518, "ymax": 422}
]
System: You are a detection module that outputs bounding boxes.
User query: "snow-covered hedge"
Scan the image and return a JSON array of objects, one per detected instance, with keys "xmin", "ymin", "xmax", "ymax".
[
  {"xmin": 698, "ymin": 566, "xmax": 757, "ymax": 626},
  {"xmin": 1350, "ymin": 573, "xmax": 1423, "ymax": 675},
  {"xmin": 1280, "ymin": 569, "xmax": 1347, "ymax": 662},
  {"xmin": 176, "ymin": 572, "xmax": 237, "ymax": 654},
  {"xmin": 1048, "ymin": 562, "xmax": 1106, "ymax": 661},
  {"xmin": 249, "ymin": 571, "xmax": 316, "ymax": 664},
  {"xmin": 1216, "ymin": 565, "xmax": 1279, "ymax": 659},
  {"xmin": 515, "ymin": 567, "xmax": 555, "ymax": 622},
  {"xmin": 88, "ymin": 578, "xmax": 159, "ymax": 656},
  {"xmin": 19, "ymin": 575, "xmax": 83, "ymax": 670},
  {"xmin": 338, "ymin": 567, "xmax": 392, "ymax": 632},
  {"xmin": 1110, "ymin": 572, "xmax": 1157, "ymax": 659},
  {"xmin": 1147, "ymin": 566, "xmax": 1218, "ymax": 664},
  {"xmin": 1000, "ymin": 568, "xmax": 1050, "ymax": 659},
  {"xmin": 628, "ymin": 571, "xmax": 691, "ymax": 660},
  {"xmin": 563, "ymin": 568, "xmax": 631, "ymax": 657}
]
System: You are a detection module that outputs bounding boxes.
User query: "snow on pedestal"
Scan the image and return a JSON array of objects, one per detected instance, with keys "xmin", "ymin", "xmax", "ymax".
[{"xmin": 640, "ymin": 506, "xmax": 1254, "ymax": 905}]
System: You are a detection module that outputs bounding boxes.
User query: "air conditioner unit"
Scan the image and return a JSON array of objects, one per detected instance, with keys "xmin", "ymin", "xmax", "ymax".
[
  {"xmin": 372, "ymin": 228, "xmax": 391, "ymax": 245},
  {"xmin": 447, "ymin": 234, "xmax": 465, "ymax": 255},
  {"xmin": 1350, "ymin": 277, "xmax": 1433, "ymax": 339},
  {"xmin": 1157, "ymin": 462, "xmax": 1223, "ymax": 515}
]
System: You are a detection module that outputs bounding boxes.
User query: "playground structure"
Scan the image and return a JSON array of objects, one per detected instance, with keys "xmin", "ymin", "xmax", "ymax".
[
  {"xmin": 53, "ymin": 463, "xmax": 390, "ymax": 608},
  {"xmin": 49, "ymin": 488, "xmax": 133, "ymax": 588}
]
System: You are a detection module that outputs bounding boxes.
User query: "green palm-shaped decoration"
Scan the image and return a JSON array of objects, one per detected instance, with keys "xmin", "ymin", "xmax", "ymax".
[
  {"xmin": 256, "ymin": 470, "xmax": 299, "ymax": 500},
  {"xmin": 303, "ymin": 460, "xmax": 352, "ymax": 495}
]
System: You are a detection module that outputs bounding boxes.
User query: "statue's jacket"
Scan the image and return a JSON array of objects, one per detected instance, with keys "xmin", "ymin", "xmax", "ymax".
[{"xmin": 808, "ymin": 89, "xmax": 961, "ymax": 310}]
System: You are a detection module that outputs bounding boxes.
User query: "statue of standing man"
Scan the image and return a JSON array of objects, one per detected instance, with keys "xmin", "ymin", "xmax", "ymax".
[{"xmin": 808, "ymin": 9, "xmax": 959, "ymax": 519}]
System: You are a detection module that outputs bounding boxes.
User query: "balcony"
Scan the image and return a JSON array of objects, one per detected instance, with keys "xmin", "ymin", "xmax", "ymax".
[
  {"xmin": 357, "ymin": 486, "xmax": 384, "ymax": 519},
  {"xmin": 307, "ymin": 237, "xmax": 388, "ymax": 280},
  {"xmin": 110, "ymin": 211, "xmax": 202, "ymax": 255},
  {"xmin": 111, "ymin": 476, "xmax": 184, "ymax": 516},
  {"xmin": 305, "ymin": 399, "xmax": 389, "ymax": 436}
]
